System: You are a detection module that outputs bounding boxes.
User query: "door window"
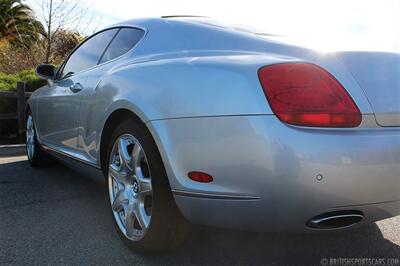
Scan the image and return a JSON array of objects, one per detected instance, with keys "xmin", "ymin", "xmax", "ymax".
[{"xmin": 61, "ymin": 29, "xmax": 118, "ymax": 78}]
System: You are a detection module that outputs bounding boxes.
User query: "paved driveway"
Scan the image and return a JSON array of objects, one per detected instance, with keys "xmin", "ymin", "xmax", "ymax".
[{"xmin": 1, "ymin": 155, "xmax": 399, "ymax": 265}]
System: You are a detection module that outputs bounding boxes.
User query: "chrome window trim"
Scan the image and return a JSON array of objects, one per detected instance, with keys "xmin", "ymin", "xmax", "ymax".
[{"xmin": 56, "ymin": 25, "xmax": 147, "ymax": 81}]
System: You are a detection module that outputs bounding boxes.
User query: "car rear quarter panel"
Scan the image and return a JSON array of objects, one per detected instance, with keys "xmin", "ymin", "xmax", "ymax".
[
  {"xmin": 90, "ymin": 51, "xmax": 373, "ymax": 163},
  {"xmin": 99, "ymin": 51, "xmax": 373, "ymax": 120}
]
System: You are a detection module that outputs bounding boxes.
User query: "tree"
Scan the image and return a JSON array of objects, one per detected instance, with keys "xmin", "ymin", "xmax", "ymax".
[
  {"xmin": 50, "ymin": 29, "xmax": 83, "ymax": 64},
  {"xmin": 0, "ymin": 0, "xmax": 44, "ymax": 46},
  {"xmin": 0, "ymin": 39, "xmax": 44, "ymax": 73},
  {"xmin": 39, "ymin": 0, "xmax": 94, "ymax": 63}
]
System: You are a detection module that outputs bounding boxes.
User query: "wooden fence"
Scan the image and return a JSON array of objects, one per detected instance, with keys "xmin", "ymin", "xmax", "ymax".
[{"xmin": 0, "ymin": 82, "xmax": 31, "ymax": 143}]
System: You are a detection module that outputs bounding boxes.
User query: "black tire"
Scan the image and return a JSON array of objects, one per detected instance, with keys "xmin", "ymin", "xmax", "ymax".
[
  {"xmin": 106, "ymin": 119, "xmax": 193, "ymax": 252},
  {"xmin": 26, "ymin": 110, "xmax": 48, "ymax": 167}
]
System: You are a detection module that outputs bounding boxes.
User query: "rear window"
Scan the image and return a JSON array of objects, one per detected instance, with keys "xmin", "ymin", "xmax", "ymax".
[{"xmin": 99, "ymin": 28, "xmax": 145, "ymax": 64}]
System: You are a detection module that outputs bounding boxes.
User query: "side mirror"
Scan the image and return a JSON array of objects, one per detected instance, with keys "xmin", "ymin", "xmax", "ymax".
[{"xmin": 35, "ymin": 64, "xmax": 56, "ymax": 80}]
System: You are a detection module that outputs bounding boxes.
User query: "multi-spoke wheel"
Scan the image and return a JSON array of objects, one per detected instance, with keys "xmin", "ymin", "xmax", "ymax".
[
  {"xmin": 26, "ymin": 115, "xmax": 35, "ymax": 160},
  {"xmin": 108, "ymin": 134, "xmax": 153, "ymax": 240},
  {"xmin": 26, "ymin": 111, "xmax": 47, "ymax": 167},
  {"xmin": 106, "ymin": 119, "xmax": 193, "ymax": 251}
]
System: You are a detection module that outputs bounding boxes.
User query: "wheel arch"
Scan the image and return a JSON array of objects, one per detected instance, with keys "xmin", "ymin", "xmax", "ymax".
[
  {"xmin": 100, "ymin": 109, "xmax": 141, "ymax": 175},
  {"xmin": 99, "ymin": 108, "xmax": 170, "ymax": 191},
  {"xmin": 25, "ymin": 103, "xmax": 32, "ymax": 122}
]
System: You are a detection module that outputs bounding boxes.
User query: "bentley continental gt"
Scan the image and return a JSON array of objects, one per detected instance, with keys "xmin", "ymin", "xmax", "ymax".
[{"xmin": 27, "ymin": 17, "xmax": 400, "ymax": 251}]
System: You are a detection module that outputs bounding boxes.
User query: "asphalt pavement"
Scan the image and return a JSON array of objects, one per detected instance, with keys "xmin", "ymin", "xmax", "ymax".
[{"xmin": 1, "ymin": 155, "xmax": 399, "ymax": 265}]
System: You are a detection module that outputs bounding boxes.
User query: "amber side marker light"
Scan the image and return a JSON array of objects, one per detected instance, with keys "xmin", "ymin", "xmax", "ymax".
[
  {"xmin": 258, "ymin": 63, "xmax": 362, "ymax": 128},
  {"xmin": 188, "ymin": 171, "xmax": 214, "ymax": 183}
]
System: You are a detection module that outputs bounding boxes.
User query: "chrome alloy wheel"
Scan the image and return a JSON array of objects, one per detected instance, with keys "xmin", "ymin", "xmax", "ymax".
[
  {"xmin": 108, "ymin": 134, "xmax": 153, "ymax": 241},
  {"xmin": 26, "ymin": 115, "xmax": 35, "ymax": 160}
]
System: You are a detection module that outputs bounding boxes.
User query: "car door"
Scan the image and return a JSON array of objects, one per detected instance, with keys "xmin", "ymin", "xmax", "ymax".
[
  {"xmin": 35, "ymin": 28, "xmax": 119, "ymax": 156},
  {"xmin": 76, "ymin": 27, "xmax": 145, "ymax": 164}
]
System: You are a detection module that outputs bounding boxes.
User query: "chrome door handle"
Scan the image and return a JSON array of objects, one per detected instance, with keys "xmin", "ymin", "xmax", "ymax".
[{"xmin": 69, "ymin": 83, "xmax": 83, "ymax": 93}]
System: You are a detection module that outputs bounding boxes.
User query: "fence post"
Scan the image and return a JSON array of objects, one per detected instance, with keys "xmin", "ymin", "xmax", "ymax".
[{"xmin": 17, "ymin": 81, "xmax": 26, "ymax": 144}]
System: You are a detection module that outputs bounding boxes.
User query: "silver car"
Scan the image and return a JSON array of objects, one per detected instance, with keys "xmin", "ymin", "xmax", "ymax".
[{"xmin": 27, "ymin": 17, "xmax": 400, "ymax": 251}]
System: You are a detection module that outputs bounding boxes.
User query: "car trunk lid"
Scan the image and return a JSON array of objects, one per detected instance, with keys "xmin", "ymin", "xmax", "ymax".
[{"xmin": 336, "ymin": 51, "xmax": 400, "ymax": 127}]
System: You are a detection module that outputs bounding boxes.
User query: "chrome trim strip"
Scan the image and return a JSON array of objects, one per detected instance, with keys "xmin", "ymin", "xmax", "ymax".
[
  {"xmin": 310, "ymin": 214, "xmax": 364, "ymax": 226},
  {"xmin": 41, "ymin": 144, "xmax": 102, "ymax": 170},
  {"xmin": 172, "ymin": 190, "xmax": 260, "ymax": 200}
]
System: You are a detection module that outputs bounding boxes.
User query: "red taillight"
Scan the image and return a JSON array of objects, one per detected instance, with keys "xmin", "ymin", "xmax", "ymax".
[
  {"xmin": 188, "ymin": 171, "xmax": 213, "ymax": 183},
  {"xmin": 258, "ymin": 63, "xmax": 361, "ymax": 128}
]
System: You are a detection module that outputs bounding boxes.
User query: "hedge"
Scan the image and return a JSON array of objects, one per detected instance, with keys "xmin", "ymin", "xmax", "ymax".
[{"xmin": 0, "ymin": 69, "xmax": 46, "ymax": 92}]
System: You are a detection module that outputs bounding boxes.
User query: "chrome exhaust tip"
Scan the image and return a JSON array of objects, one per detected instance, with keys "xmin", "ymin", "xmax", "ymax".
[{"xmin": 307, "ymin": 210, "xmax": 364, "ymax": 229}]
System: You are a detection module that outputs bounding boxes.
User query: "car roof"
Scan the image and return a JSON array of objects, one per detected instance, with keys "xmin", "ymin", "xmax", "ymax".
[
  {"xmin": 115, "ymin": 16, "xmax": 271, "ymax": 33},
  {"xmin": 102, "ymin": 17, "xmax": 310, "ymax": 61}
]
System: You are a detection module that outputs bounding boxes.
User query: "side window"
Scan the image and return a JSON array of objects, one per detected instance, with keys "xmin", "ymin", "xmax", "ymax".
[
  {"xmin": 99, "ymin": 28, "xmax": 145, "ymax": 64},
  {"xmin": 61, "ymin": 29, "xmax": 118, "ymax": 78}
]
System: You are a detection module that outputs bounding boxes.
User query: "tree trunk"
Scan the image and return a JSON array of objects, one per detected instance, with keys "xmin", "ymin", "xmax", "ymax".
[
  {"xmin": 45, "ymin": 35, "xmax": 51, "ymax": 64},
  {"xmin": 45, "ymin": 0, "xmax": 53, "ymax": 64}
]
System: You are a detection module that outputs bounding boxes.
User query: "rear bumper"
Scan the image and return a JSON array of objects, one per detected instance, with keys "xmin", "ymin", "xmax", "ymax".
[
  {"xmin": 147, "ymin": 115, "xmax": 400, "ymax": 231},
  {"xmin": 173, "ymin": 196, "xmax": 400, "ymax": 231}
]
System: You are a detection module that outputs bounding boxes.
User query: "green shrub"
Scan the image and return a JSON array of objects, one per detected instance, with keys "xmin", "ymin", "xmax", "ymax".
[
  {"xmin": 0, "ymin": 69, "xmax": 46, "ymax": 92},
  {"xmin": 0, "ymin": 72, "xmax": 19, "ymax": 91},
  {"xmin": 17, "ymin": 69, "xmax": 47, "ymax": 92}
]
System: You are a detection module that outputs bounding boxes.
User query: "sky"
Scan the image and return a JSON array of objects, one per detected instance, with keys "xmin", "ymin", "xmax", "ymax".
[{"xmin": 28, "ymin": 0, "xmax": 400, "ymax": 52}]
